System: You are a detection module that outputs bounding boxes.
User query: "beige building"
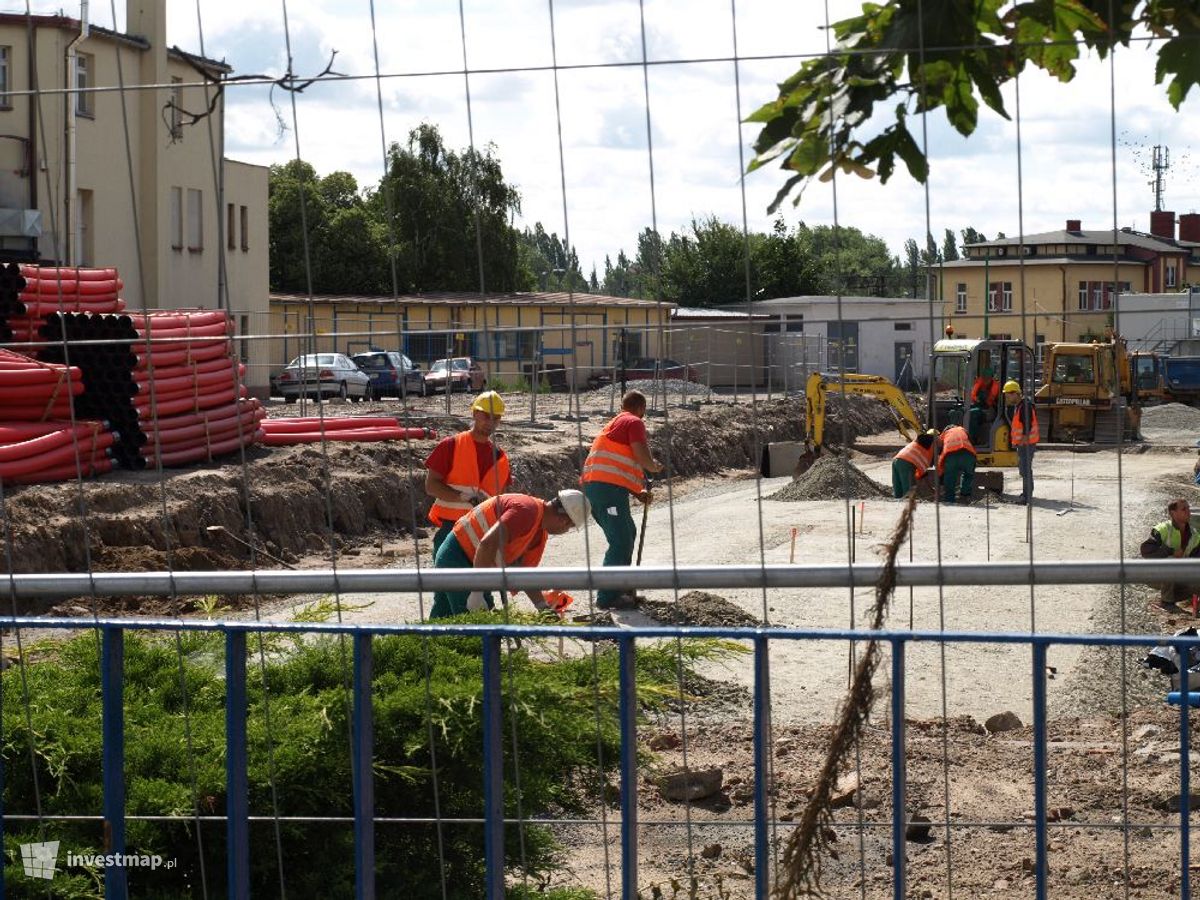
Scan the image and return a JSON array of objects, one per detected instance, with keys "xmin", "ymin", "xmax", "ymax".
[
  {"xmin": 269, "ymin": 290, "xmax": 672, "ymax": 389},
  {"xmin": 0, "ymin": 3, "xmax": 268, "ymax": 389},
  {"xmin": 937, "ymin": 215, "xmax": 1200, "ymax": 346}
]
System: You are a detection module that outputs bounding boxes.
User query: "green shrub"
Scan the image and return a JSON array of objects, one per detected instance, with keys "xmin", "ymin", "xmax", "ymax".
[{"xmin": 1, "ymin": 621, "xmax": 736, "ymax": 898}]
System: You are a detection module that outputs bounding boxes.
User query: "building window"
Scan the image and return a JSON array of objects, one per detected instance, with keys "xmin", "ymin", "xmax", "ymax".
[
  {"xmin": 1078, "ymin": 281, "xmax": 1088, "ymax": 310},
  {"xmin": 75, "ymin": 53, "xmax": 92, "ymax": 116},
  {"xmin": 894, "ymin": 322, "xmax": 912, "ymax": 331},
  {"xmin": 956, "ymin": 282, "xmax": 967, "ymax": 313},
  {"xmin": 169, "ymin": 76, "xmax": 183, "ymax": 138},
  {"xmin": 186, "ymin": 188, "xmax": 203, "ymax": 251},
  {"xmin": 493, "ymin": 330, "xmax": 538, "ymax": 360},
  {"xmin": 988, "ymin": 282, "xmax": 1012, "ymax": 312},
  {"xmin": 1167, "ymin": 261, "xmax": 1178, "ymax": 288},
  {"xmin": 227, "ymin": 203, "xmax": 236, "ymax": 250},
  {"xmin": 239, "ymin": 205, "xmax": 248, "ymax": 251},
  {"xmin": 169, "ymin": 186, "xmax": 183, "ymax": 250},
  {"xmin": 1092, "ymin": 283, "xmax": 1103, "ymax": 308},
  {"xmin": 0, "ymin": 47, "xmax": 11, "ymax": 108},
  {"xmin": 1002, "ymin": 283, "xmax": 1013, "ymax": 311}
]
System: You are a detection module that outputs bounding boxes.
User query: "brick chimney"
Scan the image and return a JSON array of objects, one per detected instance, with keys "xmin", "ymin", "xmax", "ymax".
[
  {"xmin": 1180, "ymin": 213, "xmax": 1200, "ymax": 243},
  {"xmin": 1065, "ymin": 219, "xmax": 1081, "ymax": 233},
  {"xmin": 1150, "ymin": 209, "xmax": 1176, "ymax": 240}
]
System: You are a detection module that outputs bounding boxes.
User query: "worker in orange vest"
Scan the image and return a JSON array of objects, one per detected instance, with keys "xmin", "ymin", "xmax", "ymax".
[
  {"xmin": 424, "ymin": 390, "xmax": 512, "ymax": 556},
  {"xmin": 429, "ymin": 490, "xmax": 590, "ymax": 619},
  {"xmin": 580, "ymin": 390, "xmax": 664, "ymax": 610},
  {"xmin": 1004, "ymin": 380, "xmax": 1039, "ymax": 505},
  {"xmin": 891, "ymin": 430, "xmax": 937, "ymax": 498},
  {"xmin": 938, "ymin": 422, "xmax": 977, "ymax": 504},
  {"xmin": 968, "ymin": 366, "xmax": 1000, "ymax": 445}
]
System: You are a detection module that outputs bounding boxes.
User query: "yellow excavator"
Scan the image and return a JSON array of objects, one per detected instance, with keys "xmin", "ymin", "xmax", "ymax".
[{"xmin": 797, "ymin": 335, "xmax": 1038, "ymax": 492}]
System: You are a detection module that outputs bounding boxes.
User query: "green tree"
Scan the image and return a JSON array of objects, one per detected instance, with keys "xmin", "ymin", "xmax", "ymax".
[
  {"xmin": 798, "ymin": 223, "xmax": 900, "ymax": 297},
  {"xmin": 942, "ymin": 227, "xmax": 959, "ymax": 261},
  {"xmin": 659, "ymin": 217, "xmax": 751, "ymax": 306},
  {"xmin": 754, "ymin": 218, "xmax": 813, "ymax": 299},
  {"xmin": 519, "ymin": 222, "xmax": 587, "ymax": 292},
  {"xmin": 960, "ymin": 226, "xmax": 986, "ymax": 248},
  {"xmin": 268, "ymin": 159, "xmax": 329, "ymax": 293},
  {"xmin": 747, "ymin": 2, "xmax": 1200, "ymax": 210},
  {"xmin": 902, "ymin": 238, "xmax": 922, "ymax": 298},
  {"xmin": 375, "ymin": 123, "xmax": 525, "ymax": 293}
]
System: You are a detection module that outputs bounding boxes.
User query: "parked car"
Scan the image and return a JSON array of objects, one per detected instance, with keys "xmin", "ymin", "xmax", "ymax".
[
  {"xmin": 587, "ymin": 357, "xmax": 700, "ymax": 389},
  {"xmin": 275, "ymin": 353, "xmax": 371, "ymax": 403},
  {"xmin": 351, "ymin": 351, "xmax": 425, "ymax": 399},
  {"xmin": 424, "ymin": 357, "xmax": 487, "ymax": 393}
]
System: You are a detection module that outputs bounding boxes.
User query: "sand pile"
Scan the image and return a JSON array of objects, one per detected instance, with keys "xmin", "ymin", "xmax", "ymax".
[
  {"xmin": 639, "ymin": 590, "xmax": 761, "ymax": 627},
  {"xmin": 1141, "ymin": 403, "xmax": 1200, "ymax": 443},
  {"xmin": 767, "ymin": 454, "xmax": 890, "ymax": 501}
]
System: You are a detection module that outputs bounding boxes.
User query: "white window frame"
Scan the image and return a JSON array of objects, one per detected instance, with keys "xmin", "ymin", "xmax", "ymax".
[
  {"xmin": 1002, "ymin": 282, "xmax": 1013, "ymax": 311},
  {"xmin": 169, "ymin": 186, "xmax": 183, "ymax": 251},
  {"xmin": 0, "ymin": 46, "xmax": 12, "ymax": 108},
  {"xmin": 186, "ymin": 188, "xmax": 203, "ymax": 252},
  {"xmin": 1167, "ymin": 261, "xmax": 1178, "ymax": 288},
  {"xmin": 1078, "ymin": 281, "xmax": 1089, "ymax": 311},
  {"xmin": 75, "ymin": 53, "xmax": 92, "ymax": 116},
  {"xmin": 955, "ymin": 282, "xmax": 967, "ymax": 313},
  {"xmin": 1093, "ymin": 283, "xmax": 1103, "ymax": 308}
]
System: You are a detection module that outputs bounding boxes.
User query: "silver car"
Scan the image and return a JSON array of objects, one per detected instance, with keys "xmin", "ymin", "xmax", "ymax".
[{"xmin": 275, "ymin": 353, "xmax": 371, "ymax": 403}]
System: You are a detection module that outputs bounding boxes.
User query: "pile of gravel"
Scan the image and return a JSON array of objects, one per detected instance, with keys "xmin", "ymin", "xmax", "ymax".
[
  {"xmin": 640, "ymin": 590, "xmax": 761, "ymax": 627},
  {"xmin": 622, "ymin": 378, "xmax": 713, "ymax": 401},
  {"xmin": 767, "ymin": 454, "xmax": 890, "ymax": 502},
  {"xmin": 1141, "ymin": 403, "xmax": 1200, "ymax": 434}
]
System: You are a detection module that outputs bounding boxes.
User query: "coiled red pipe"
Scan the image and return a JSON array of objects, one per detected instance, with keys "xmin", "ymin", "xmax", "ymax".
[
  {"xmin": 19, "ymin": 265, "xmax": 119, "ymax": 281},
  {"xmin": 258, "ymin": 426, "xmax": 435, "ymax": 445},
  {"xmin": 0, "ymin": 426, "xmax": 113, "ymax": 462},
  {"xmin": 0, "ymin": 431, "xmax": 114, "ymax": 477},
  {"xmin": 0, "ymin": 420, "xmax": 108, "ymax": 442},
  {"xmin": 135, "ymin": 385, "xmax": 247, "ymax": 418},
  {"xmin": 140, "ymin": 429, "xmax": 263, "ymax": 467},
  {"xmin": 134, "ymin": 341, "xmax": 231, "ymax": 369},
  {"xmin": 259, "ymin": 416, "xmax": 402, "ymax": 432},
  {"xmin": 7, "ymin": 458, "xmax": 114, "ymax": 484}
]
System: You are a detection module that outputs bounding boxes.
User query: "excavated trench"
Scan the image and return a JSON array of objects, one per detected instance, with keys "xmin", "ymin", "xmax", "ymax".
[{"xmin": 0, "ymin": 395, "xmax": 900, "ymax": 611}]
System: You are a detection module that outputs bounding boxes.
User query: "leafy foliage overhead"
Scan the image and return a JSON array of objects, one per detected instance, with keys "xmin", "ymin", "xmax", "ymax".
[{"xmin": 747, "ymin": 1, "xmax": 1200, "ymax": 211}]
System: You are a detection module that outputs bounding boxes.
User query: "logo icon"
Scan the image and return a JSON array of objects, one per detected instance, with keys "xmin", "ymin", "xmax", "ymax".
[{"xmin": 19, "ymin": 841, "xmax": 60, "ymax": 880}]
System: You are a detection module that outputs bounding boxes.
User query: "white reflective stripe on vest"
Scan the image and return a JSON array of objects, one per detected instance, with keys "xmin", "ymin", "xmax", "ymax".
[
  {"xmin": 587, "ymin": 448, "xmax": 638, "ymax": 467},
  {"xmin": 583, "ymin": 462, "xmax": 641, "ymax": 481},
  {"xmin": 460, "ymin": 507, "xmax": 491, "ymax": 550}
]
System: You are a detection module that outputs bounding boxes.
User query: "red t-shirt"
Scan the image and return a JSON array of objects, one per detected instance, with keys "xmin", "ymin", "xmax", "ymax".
[
  {"xmin": 603, "ymin": 411, "xmax": 647, "ymax": 446},
  {"xmin": 495, "ymin": 493, "xmax": 543, "ymax": 541},
  {"xmin": 425, "ymin": 433, "xmax": 510, "ymax": 488}
]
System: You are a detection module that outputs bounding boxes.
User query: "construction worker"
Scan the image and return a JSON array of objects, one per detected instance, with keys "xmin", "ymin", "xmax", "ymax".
[
  {"xmin": 580, "ymin": 390, "xmax": 664, "ymax": 610},
  {"xmin": 1140, "ymin": 498, "xmax": 1200, "ymax": 608},
  {"xmin": 1004, "ymin": 380, "xmax": 1039, "ymax": 505},
  {"xmin": 968, "ymin": 366, "xmax": 1000, "ymax": 446},
  {"xmin": 429, "ymin": 490, "xmax": 590, "ymax": 619},
  {"xmin": 424, "ymin": 390, "xmax": 511, "ymax": 557},
  {"xmin": 938, "ymin": 422, "xmax": 977, "ymax": 504},
  {"xmin": 891, "ymin": 430, "xmax": 937, "ymax": 498}
]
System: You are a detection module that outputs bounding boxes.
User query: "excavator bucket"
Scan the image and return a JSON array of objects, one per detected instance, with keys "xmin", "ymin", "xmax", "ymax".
[{"xmin": 793, "ymin": 445, "xmax": 821, "ymax": 479}]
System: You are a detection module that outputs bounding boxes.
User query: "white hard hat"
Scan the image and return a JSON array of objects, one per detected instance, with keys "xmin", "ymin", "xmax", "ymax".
[{"xmin": 556, "ymin": 489, "xmax": 590, "ymax": 530}]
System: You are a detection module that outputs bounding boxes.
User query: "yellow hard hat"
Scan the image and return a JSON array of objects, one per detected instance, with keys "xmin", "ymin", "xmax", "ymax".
[
  {"xmin": 471, "ymin": 390, "xmax": 505, "ymax": 415},
  {"xmin": 1003, "ymin": 380, "xmax": 1020, "ymax": 393}
]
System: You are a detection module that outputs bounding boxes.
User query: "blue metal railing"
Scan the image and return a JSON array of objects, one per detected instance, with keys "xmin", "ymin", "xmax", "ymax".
[{"xmin": 1, "ymin": 616, "xmax": 1197, "ymax": 900}]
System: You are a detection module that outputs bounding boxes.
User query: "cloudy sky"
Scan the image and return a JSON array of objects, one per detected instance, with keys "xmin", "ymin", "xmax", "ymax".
[{"xmin": 15, "ymin": 1, "xmax": 1200, "ymax": 282}]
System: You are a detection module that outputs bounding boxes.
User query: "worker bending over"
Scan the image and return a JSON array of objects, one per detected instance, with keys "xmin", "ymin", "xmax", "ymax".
[
  {"xmin": 580, "ymin": 390, "xmax": 664, "ymax": 610},
  {"xmin": 938, "ymin": 423, "xmax": 977, "ymax": 504},
  {"xmin": 1140, "ymin": 498, "xmax": 1200, "ymax": 609},
  {"xmin": 1004, "ymin": 380, "xmax": 1039, "ymax": 505},
  {"xmin": 429, "ymin": 490, "xmax": 590, "ymax": 619},
  {"xmin": 424, "ymin": 390, "xmax": 511, "ymax": 556},
  {"xmin": 891, "ymin": 430, "xmax": 937, "ymax": 498}
]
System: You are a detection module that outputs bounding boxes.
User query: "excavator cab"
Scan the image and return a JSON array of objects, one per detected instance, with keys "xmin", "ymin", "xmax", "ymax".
[{"xmin": 928, "ymin": 338, "xmax": 1033, "ymax": 467}]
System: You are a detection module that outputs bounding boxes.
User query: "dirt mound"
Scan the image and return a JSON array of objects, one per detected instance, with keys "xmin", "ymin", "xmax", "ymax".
[
  {"xmin": 766, "ymin": 455, "xmax": 890, "ymax": 501},
  {"xmin": 1141, "ymin": 402, "xmax": 1200, "ymax": 432},
  {"xmin": 813, "ymin": 392, "xmax": 916, "ymax": 448},
  {"xmin": 640, "ymin": 590, "xmax": 761, "ymax": 627}
]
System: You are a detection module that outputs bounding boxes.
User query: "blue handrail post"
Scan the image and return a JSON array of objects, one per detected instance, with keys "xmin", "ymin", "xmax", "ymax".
[
  {"xmin": 1032, "ymin": 642, "xmax": 1048, "ymax": 900},
  {"xmin": 890, "ymin": 638, "xmax": 906, "ymax": 900},
  {"xmin": 752, "ymin": 635, "xmax": 770, "ymax": 897},
  {"xmin": 101, "ymin": 627, "xmax": 127, "ymax": 899},
  {"xmin": 225, "ymin": 632, "xmax": 249, "ymax": 900},
  {"xmin": 352, "ymin": 633, "xmax": 376, "ymax": 900},
  {"xmin": 481, "ymin": 635, "xmax": 504, "ymax": 899},
  {"xmin": 1178, "ymin": 641, "xmax": 1191, "ymax": 900},
  {"xmin": 618, "ymin": 637, "xmax": 638, "ymax": 897}
]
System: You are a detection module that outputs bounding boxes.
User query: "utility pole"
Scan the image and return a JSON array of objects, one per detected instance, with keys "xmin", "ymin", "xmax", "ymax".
[{"xmin": 1151, "ymin": 145, "xmax": 1171, "ymax": 212}]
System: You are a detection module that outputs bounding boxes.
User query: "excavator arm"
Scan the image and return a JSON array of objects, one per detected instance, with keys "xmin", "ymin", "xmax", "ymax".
[{"xmin": 799, "ymin": 372, "xmax": 923, "ymax": 474}]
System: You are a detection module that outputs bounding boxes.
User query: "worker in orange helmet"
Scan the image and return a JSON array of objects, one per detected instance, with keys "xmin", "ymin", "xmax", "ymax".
[
  {"xmin": 429, "ymin": 490, "xmax": 591, "ymax": 619},
  {"xmin": 1004, "ymin": 380, "xmax": 1039, "ymax": 505}
]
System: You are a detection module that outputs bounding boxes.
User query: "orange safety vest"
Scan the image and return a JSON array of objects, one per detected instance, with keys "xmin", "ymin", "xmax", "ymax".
[
  {"xmin": 971, "ymin": 377, "xmax": 999, "ymax": 407},
  {"xmin": 1010, "ymin": 399, "xmax": 1040, "ymax": 446},
  {"xmin": 580, "ymin": 417, "xmax": 646, "ymax": 493},
  {"xmin": 937, "ymin": 425, "xmax": 976, "ymax": 474},
  {"xmin": 452, "ymin": 495, "xmax": 549, "ymax": 567},
  {"xmin": 428, "ymin": 431, "xmax": 511, "ymax": 526},
  {"xmin": 894, "ymin": 440, "xmax": 933, "ymax": 478}
]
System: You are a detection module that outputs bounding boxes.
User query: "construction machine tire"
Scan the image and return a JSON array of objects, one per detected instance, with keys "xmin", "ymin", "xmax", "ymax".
[{"xmin": 975, "ymin": 470, "xmax": 1004, "ymax": 494}]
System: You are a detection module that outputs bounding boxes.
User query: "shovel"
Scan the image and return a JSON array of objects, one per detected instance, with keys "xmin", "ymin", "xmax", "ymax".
[{"xmin": 636, "ymin": 485, "xmax": 653, "ymax": 566}]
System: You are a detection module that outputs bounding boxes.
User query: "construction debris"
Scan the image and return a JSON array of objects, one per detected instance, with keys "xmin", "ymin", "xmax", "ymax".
[
  {"xmin": 768, "ymin": 455, "xmax": 890, "ymax": 502},
  {"xmin": 639, "ymin": 590, "xmax": 761, "ymax": 627}
]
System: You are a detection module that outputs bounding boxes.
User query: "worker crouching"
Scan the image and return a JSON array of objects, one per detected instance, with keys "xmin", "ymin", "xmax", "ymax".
[
  {"xmin": 1139, "ymin": 498, "xmax": 1200, "ymax": 609},
  {"xmin": 891, "ymin": 430, "xmax": 936, "ymax": 498},
  {"xmin": 429, "ymin": 490, "xmax": 590, "ymax": 619},
  {"xmin": 938, "ymin": 423, "xmax": 977, "ymax": 504}
]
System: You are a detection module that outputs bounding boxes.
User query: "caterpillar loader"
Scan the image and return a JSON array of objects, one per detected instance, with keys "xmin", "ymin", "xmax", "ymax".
[
  {"xmin": 797, "ymin": 334, "xmax": 1038, "ymax": 493},
  {"xmin": 1034, "ymin": 334, "xmax": 1144, "ymax": 442}
]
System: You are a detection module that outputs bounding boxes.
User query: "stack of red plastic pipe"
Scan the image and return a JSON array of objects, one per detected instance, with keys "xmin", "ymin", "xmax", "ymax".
[
  {"xmin": 132, "ymin": 310, "xmax": 264, "ymax": 466},
  {"xmin": 5, "ymin": 266, "xmax": 125, "ymax": 344},
  {"xmin": 0, "ymin": 349, "xmax": 86, "ymax": 421},
  {"xmin": 0, "ymin": 420, "xmax": 115, "ymax": 483},
  {"xmin": 258, "ymin": 416, "xmax": 436, "ymax": 446}
]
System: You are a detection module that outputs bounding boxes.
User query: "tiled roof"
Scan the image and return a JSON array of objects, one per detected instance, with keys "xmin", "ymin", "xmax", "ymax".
[
  {"xmin": 270, "ymin": 290, "xmax": 669, "ymax": 310},
  {"xmin": 964, "ymin": 228, "xmax": 1184, "ymax": 254}
]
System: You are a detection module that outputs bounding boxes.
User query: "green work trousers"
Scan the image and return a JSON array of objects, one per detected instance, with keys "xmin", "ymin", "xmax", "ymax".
[
  {"xmin": 942, "ymin": 450, "xmax": 976, "ymax": 503},
  {"xmin": 429, "ymin": 538, "xmax": 494, "ymax": 619},
  {"xmin": 891, "ymin": 458, "xmax": 918, "ymax": 499},
  {"xmin": 430, "ymin": 521, "xmax": 455, "ymax": 558},
  {"xmin": 582, "ymin": 480, "xmax": 638, "ymax": 608}
]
